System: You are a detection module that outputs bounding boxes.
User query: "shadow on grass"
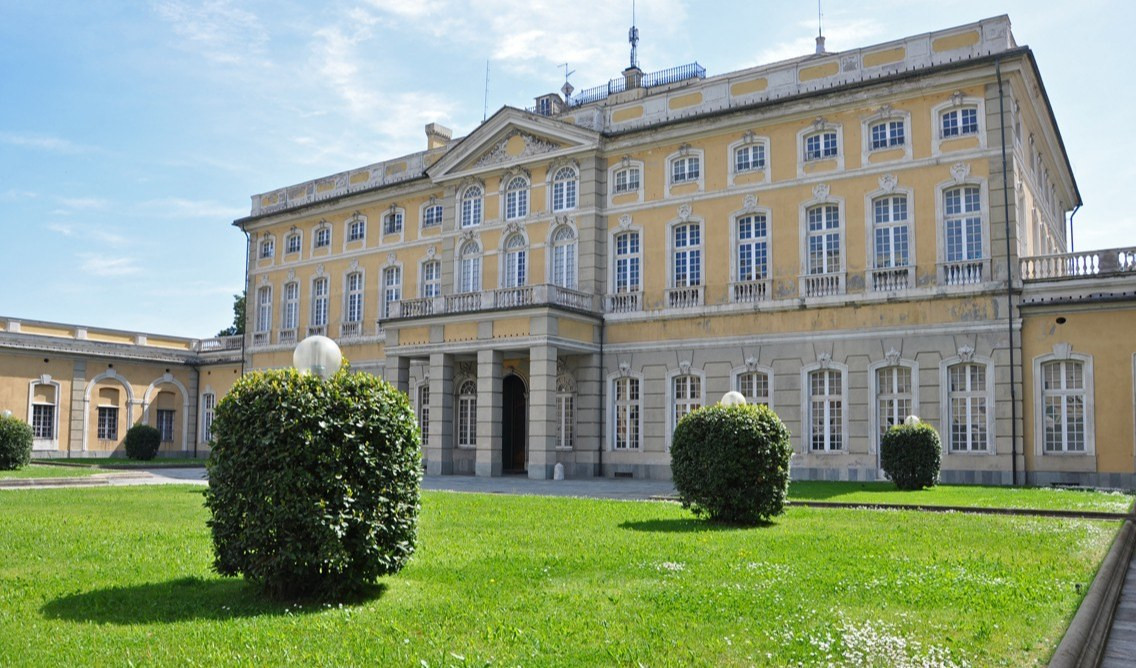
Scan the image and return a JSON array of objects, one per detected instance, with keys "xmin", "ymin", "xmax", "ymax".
[
  {"xmin": 41, "ymin": 576, "xmax": 386, "ymax": 625},
  {"xmin": 619, "ymin": 518, "xmax": 773, "ymax": 533},
  {"xmin": 788, "ymin": 481, "xmax": 897, "ymax": 500}
]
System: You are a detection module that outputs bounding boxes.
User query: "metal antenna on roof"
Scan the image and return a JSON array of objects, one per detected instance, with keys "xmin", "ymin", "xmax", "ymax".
[
  {"xmin": 560, "ymin": 63, "xmax": 576, "ymax": 99},
  {"xmin": 815, "ymin": 0, "xmax": 826, "ymax": 54},
  {"xmin": 482, "ymin": 60, "xmax": 490, "ymax": 122},
  {"xmin": 628, "ymin": 0, "xmax": 640, "ymax": 69}
]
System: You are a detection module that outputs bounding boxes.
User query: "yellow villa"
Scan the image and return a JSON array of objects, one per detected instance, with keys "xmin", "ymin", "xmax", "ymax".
[{"xmin": 3, "ymin": 15, "xmax": 1135, "ymax": 487}]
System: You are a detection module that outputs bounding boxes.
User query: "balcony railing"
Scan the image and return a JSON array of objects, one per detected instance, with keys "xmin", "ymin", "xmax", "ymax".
[
  {"xmin": 277, "ymin": 328, "xmax": 297, "ymax": 346},
  {"xmin": 399, "ymin": 297, "xmax": 437, "ymax": 318},
  {"xmin": 390, "ymin": 285, "xmax": 602, "ymax": 320},
  {"xmin": 446, "ymin": 293, "xmax": 482, "ymax": 313},
  {"xmin": 194, "ymin": 335, "xmax": 242, "ymax": 352},
  {"xmin": 495, "ymin": 286, "xmax": 534, "ymax": 308},
  {"xmin": 868, "ymin": 266, "xmax": 912, "ymax": 293},
  {"xmin": 307, "ymin": 325, "xmax": 326, "ymax": 337},
  {"xmin": 939, "ymin": 260, "xmax": 986, "ymax": 286},
  {"xmin": 1020, "ymin": 247, "xmax": 1136, "ymax": 281},
  {"xmin": 801, "ymin": 272, "xmax": 844, "ymax": 298},
  {"xmin": 339, "ymin": 321, "xmax": 363, "ymax": 339},
  {"xmin": 606, "ymin": 291, "xmax": 642, "ymax": 313},
  {"xmin": 731, "ymin": 279, "xmax": 769, "ymax": 303},
  {"xmin": 666, "ymin": 285, "xmax": 704, "ymax": 309},
  {"xmin": 252, "ymin": 331, "xmax": 270, "ymax": 347}
]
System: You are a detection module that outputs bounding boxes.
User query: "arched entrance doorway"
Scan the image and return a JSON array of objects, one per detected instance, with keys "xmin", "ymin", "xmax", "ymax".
[{"xmin": 502, "ymin": 374, "xmax": 527, "ymax": 473}]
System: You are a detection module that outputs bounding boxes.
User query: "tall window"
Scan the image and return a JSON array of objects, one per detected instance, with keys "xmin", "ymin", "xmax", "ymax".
[
  {"xmin": 1042, "ymin": 360, "xmax": 1086, "ymax": 452},
  {"xmin": 97, "ymin": 406, "xmax": 118, "ymax": 440},
  {"xmin": 672, "ymin": 374, "xmax": 702, "ymax": 435},
  {"xmin": 556, "ymin": 375, "xmax": 575, "ymax": 450},
  {"xmin": 671, "ymin": 156, "xmax": 700, "ymax": 184},
  {"xmin": 285, "ymin": 233, "xmax": 301, "ymax": 254},
  {"xmin": 31, "ymin": 384, "xmax": 55, "ymax": 440},
  {"xmin": 735, "ymin": 144, "xmax": 765, "ymax": 172},
  {"xmin": 876, "ymin": 366, "xmax": 913, "ymax": 446},
  {"xmin": 613, "ymin": 166, "xmax": 640, "ymax": 193},
  {"xmin": 315, "ymin": 226, "xmax": 331, "ymax": 248},
  {"xmin": 613, "ymin": 376, "xmax": 640, "ymax": 450},
  {"xmin": 809, "ymin": 369, "xmax": 843, "ymax": 451},
  {"xmin": 870, "ymin": 120, "xmax": 905, "ymax": 150},
  {"xmin": 505, "ymin": 177, "xmax": 529, "ymax": 220},
  {"xmin": 255, "ymin": 286, "xmax": 272, "ymax": 333},
  {"xmin": 459, "ymin": 241, "xmax": 481, "ymax": 293},
  {"xmin": 460, "ymin": 186, "xmax": 483, "ymax": 227},
  {"xmin": 383, "ymin": 210, "xmax": 403, "ymax": 235},
  {"xmin": 948, "ymin": 363, "xmax": 987, "ymax": 452},
  {"xmin": 672, "ymin": 223, "xmax": 702, "ymax": 287},
  {"xmin": 807, "ymin": 204, "xmax": 841, "ymax": 274},
  {"xmin": 944, "ymin": 186, "xmax": 983, "ymax": 261},
  {"xmin": 259, "ymin": 238, "xmax": 274, "ymax": 258},
  {"xmin": 382, "ymin": 266, "xmax": 401, "ymax": 319},
  {"xmin": 873, "ymin": 196, "xmax": 910, "ymax": 268},
  {"xmin": 736, "ymin": 371, "xmax": 770, "ymax": 407},
  {"xmin": 282, "ymin": 282, "xmax": 299, "ymax": 330},
  {"xmin": 550, "ymin": 226, "xmax": 577, "ymax": 289},
  {"xmin": 941, "ymin": 107, "xmax": 979, "ymax": 138},
  {"xmin": 201, "ymin": 392, "xmax": 216, "ymax": 442},
  {"xmin": 552, "ymin": 167, "xmax": 577, "ymax": 211},
  {"xmin": 503, "ymin": 235, "xmax": 527, "ymax": 288},
  {"xmin": 157, "ymin": 409, "xmax": 175, "ymax": 442},
  {"xmin": 805, "ymin": 131, "xmax": 838, "ymax": 160},
  {"xmin": 345, "ymin": 272, "xmax": 364, "ymax": 323},
  {"xmin": 615, "ymin": 231, "xmax": 641, "ymax": 292},
  {"xmin": 457, "ymin": 379, "xmax": 477, "ymax": 447},
  {"xmin": 311, "ymin": 277, "xmax": 329, "ymax": 327},
  {"xmin": 422, "ymin": 260, "xmax": 441, "ymax": 298},
  {"xmin": 417, "ymin": 383, "xmax": 430, "ymax": 441},
  {"xmin": 348, "ymin": 217, "xmax": 365, "ymax": 241},
  {"xmin": 736, "ymin": 214, "xmax": 768, "ymax": 282},
  {"xmin": 422, "ymin": 204, "xmax": 443, "ymax": 227}
]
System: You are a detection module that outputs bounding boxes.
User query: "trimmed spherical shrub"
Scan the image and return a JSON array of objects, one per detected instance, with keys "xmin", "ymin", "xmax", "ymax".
[
  {"xmin": 124, "ymin": 424, "xmax": 162, "ymax": 460},
  {"xmin": 880, "ymin": 420, "xmax": 942, "ymax": 490},
  {"xmin": 670, "ymin": 403, "xmax": 793, "ymax": 524},
  {"xmin": 205, "ymin": 366, "xmax": 421, "ymax": 600},
  {"xmin": 0, "ymin": 414, "xmax": 34, "ymax": 470}
]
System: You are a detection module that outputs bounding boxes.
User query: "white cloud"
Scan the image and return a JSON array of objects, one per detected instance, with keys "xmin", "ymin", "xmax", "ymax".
[
  {"xmin": 58, "ymin": 197, "xmax": 110, "ymax": 211},
  {"xmin": 151, "ymin": 0, "xmax": 269, "ymax": 65},
  {"xmin": 78, "ymin": 254, "xmax": 142, "ymax": 277},
  {"xmin": 48, "ymin": 222, "xmax": 130, "ymax": 246},
  {"xmin": 136, "ymin": 198, "xmax": 245, "ymax": 219},
  {"xmin": 0, "ymin": 132, "xmax": 94, "ymax": 154}
]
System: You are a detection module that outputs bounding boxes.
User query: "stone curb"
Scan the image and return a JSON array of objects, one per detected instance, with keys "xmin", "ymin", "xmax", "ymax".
[
  {"xmin": 0, "ymin": 472, "xmax": 153, "ymax": 489},
  {"xmin": 1049, "ymin": 519, "xmax": 1136, "ymax": 668}
]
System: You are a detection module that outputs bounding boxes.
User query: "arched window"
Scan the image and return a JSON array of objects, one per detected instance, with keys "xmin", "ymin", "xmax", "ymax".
[
  {"xmin": 1041, "ymin": 360, "xmax": 1086, "ymax": 452},
  {"xmin": 808, "ymin": 368, "xmax": 843, "ymax": 451},
  {"xmin": 460, "ymin": 185, "xmax": 483, "ymax": 227},
  {"xmin": 875, "ymin": 365, "xmax": 913, "ymax": 446},
  {"xmin": 947, "ymin": 362, "xmax": 988, "ymax": 452},
  {"xmin": 735, "ymin": 370, "xmax": 770, "ymax": 407},
  {"xmin": 457, "ymin": 379, "xmax": 477, "ymax": 448},
  {"xmin": 285, "ymin": 232, "xmax": 301, "ymax": 255},
  {"xmin": 736, "ymin": 214, "xmax": 768, "ymax": 282},
  {"xmin": 552, "ymin": 167, "xmax": 577, "ymax": 212},
  {"xmin": 459, "ymin": 241, "xmax": 482, "ymax": 293},
  {"xmin": 944, "ymin": 186, "xmax": 983, "ymax": 262},
  {"xmin": 872, "ymin": 195, "xmax": 910, "ymax": 268},
  {"xmin": 259, "ymin": 237, "xmax": 274, "ymax": 259},
  {"xmin": 314, "ymin": 225, "xmax": 331, "ymax": 248},
  {"xmin": 671, "ymin": 374, "xmax": 702, "ymax": 435},
  {"xmin": 806, "ymin": 204, "xmax": 841, "ymax": 274},
  {"xmin": 550, "ymin": 226, "xmax": 577, "ymax": 289},
  {"xmin": 672, "ymin": 223, "xmax": 702, "ymax": 287},
  {"xmin": 503, "ymin": 235, "xmax": 526, "ymax": 288},
  {"xmin": 29, "ymin": 381, "xmax": 57, "ymax": 441},
  {"xmin": 505, "ymin": 176, "xmax": 529, "ymax": 220},
  {"xmin": 614, "ymin": 231, "xmax": 640, "ymax": 293},
  {"xmin": 382, "ymin": 266, "xmax": 401, "ymax": 319},
  {"xmin": 804, "ymin": 130, "xmax": 838, "ymax": 161}
]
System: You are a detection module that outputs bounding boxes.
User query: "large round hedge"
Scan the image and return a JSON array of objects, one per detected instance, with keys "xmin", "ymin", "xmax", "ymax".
[
  {"xmin": 124, "ymin": 424, "xmax": 161, "ymax": 460},
  {"xmin": 880, "ymin": 421, "xmax": 942, "ymax": 490},
  {"xmin": 0, "ymin": 414, "xmax": 34, "ymax": 470},
  {"xmin": 671, "ymin": 403, "xmax": 793, "ymax": 524},
  {"xmin": 205, "ymin": 367, "xmax": 422, "ymax": 599}
]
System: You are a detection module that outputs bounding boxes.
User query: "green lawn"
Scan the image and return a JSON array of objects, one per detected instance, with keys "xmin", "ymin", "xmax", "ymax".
[
  {"xmin": 0, "ymin": 464, "xmax": 105, "ymax": 480},
  {"xmin": 0, "ymin": 486, "xmax": 1119, "ymax": 666},
  {"xmin": 789, "ymin": 481, "xmax": 1135, "ymax": 514},
  {"xmin": 43, "ymin": 456, "xmax": 208, "ymax": 468}
]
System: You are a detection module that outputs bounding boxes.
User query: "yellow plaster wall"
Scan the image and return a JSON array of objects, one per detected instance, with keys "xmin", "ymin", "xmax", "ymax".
[
  {"xmin": 730, "ymin": 77, "xmax": 767, "ymax": 96},
  {"xmin": 863, "ymin": 47, "xmax": 905, "ymax": 68},
  {"xmin": 557, "ymin": 318, "xmax": 595, "ymax": 344},
  {"xmin": 444, "ymin": 322, "xmax": 479, "ymax": 342},
  {"xmin": 494, "ymin": 317, "xmax": 529, "ymax": 338},
  {"xmin": 612, "ymin": 106, "xmax": 644, "ymax": 123},
  {"xmin": 669, "ymin": 92, "xmax": 703, "ymax": 110},
  {"xmin": 932, "ymin": 31, "xmax": 980, "ymax": 53}
]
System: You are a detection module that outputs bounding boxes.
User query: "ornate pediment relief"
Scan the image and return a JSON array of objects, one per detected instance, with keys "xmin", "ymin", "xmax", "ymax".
[{"xmin": 473, "ymin": 129, "xmax": 563, "ymax": 168}]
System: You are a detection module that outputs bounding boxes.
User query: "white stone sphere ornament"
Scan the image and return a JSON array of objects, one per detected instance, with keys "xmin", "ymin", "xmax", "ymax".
[
  {"xmin": 904, "ymin": 415, "xmax": 920, "ymax": 426},
  {"xmin": 293, "ymin": 335, "xmax": 343, "ymax": 380},
  {"xmin": 1, "ymin": 410, "xmax": 11, "ymax": 418},
  {"xmin": 720, "ymin": 391, "xmax": 747, "ymax": 407}
]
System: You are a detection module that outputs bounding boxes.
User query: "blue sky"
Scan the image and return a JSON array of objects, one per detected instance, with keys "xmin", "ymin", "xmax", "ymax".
[{"xmin": 2, "ymin": 1, "xmax": 1133, "ymax": 338}]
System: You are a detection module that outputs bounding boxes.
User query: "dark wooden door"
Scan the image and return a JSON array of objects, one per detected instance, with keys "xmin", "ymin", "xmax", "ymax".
[{"xmin": 502, "ymin": 375, "xmax": 527, "ymax": 473}]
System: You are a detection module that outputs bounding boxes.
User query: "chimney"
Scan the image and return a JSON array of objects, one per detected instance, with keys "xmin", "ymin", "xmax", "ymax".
[
  {"xmin": 815, "ymin": 34, "xmax": 826, "ymax": 54},
  {"xmin": 623, "ymin": 66, "xmax": 644, "ymax": 90},
  {"xmin": 425, "ymin": 123, "xmax": 452, "ymax": 150}
]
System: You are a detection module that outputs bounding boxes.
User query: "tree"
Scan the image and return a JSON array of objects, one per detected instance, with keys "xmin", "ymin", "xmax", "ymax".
[{"xmin": 216, "ymin": 291, "xmax": 246, "ymax": 337}]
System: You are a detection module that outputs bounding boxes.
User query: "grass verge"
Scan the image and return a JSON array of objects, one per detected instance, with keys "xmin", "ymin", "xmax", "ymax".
[
  {"xmin": 0, "ymin": 485, "xmax": 1119, "ymax": 666},
  {"xmin": 42, "ymin": 456, "xmax": 208, "ymax": 468},
  {"xmin": 788, "ymin": 481, "xmax": 1134, "ymax": 514},
  {"xmin": 0, "ymin": 464, "xmax": 106, "ymax": 480}
]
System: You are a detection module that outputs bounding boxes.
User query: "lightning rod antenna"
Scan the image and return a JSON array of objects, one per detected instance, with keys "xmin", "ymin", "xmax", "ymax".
[
  {"xmin": 482, "ymin": 60, "xmax": 490, "ymax": 122},
  {"xmin": 628, "ymin": 0, "xmax": 639, "ymax": 69}
]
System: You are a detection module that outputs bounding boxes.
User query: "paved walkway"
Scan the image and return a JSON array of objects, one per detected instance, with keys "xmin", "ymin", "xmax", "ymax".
[{"xmin": 1101, "ymin": 555, "xmax": 1136, "ymax": 667}]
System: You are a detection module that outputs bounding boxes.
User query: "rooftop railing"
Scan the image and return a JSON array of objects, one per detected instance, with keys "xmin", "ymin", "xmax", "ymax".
[
  {"xmin": 1020, "ymin": 247, "xmax": 1136, "ymax": 281},
  {"xmin": 563, "ymin": 62, "xmax": 706, "ymax": 109}
]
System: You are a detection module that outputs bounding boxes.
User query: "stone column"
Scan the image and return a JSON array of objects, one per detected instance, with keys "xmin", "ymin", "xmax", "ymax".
[
  {"xmin": 384, "ymin": 354, "xmax": 410, "ymax": 394},
  {"xmin": 69, "ymin": 359, "xmax": 86, "ymax": 456},
  {"xmin": 528, "ymin": 344, "xmax": 557, "ymax": 479},
  {"xmin": 426, "ymin": 353, "xmax": 454, "ymax": 475},
  {"xmin": 574, "ymin": 352, "xmax": 603, "ymax": 477},
  {"xmin": 475, "ymin": 349, "xmax": 503, "ymax": 477}
]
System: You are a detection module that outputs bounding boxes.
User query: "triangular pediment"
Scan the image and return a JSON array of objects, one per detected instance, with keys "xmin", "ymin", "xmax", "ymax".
[{"xmin": 428, "ymin": 107, "xmax": 600, "ymax": 180}]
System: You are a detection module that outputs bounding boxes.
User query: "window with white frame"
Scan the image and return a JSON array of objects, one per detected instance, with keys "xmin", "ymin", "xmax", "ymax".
[
  {"xmin": 1042, "ymin": 360, "xmax": 1086, "ymax": 452},
  {"xmin": 869, "ymin": 119, "xmax": 906, "ymax": 150},
  {"xmin": 612, "ymin": 376, "xmax": 640, "ymax": 450},
  {"xmin": 550, "ymin": 226, "xmax": 577, "ymax": 289},
  {"xmin": 736, "ymin": 370, "xmax": 770, "ymax": 407},
  {"xmin": 672, "ymin": 374, "xmax": 702, "ymax": 435},
  {"xmin": 614, "ymin": 231, "xmax": 641, "ymax": 293},
  {"xmin": 348, "ymin": 217, "xmax": 365, "ymax": 242},
  {"xmin": 503, "ymin": 235, "xmax": 526, "ymax": 288},
  {"xmin": 422, "ymin": 260, "xmax": 441, "ymax": 298},
  {"xmin": 806, "ymin": 204, "xmax": 842, "ymax": 274},
  {"xmin": 873, "ymin": 196, "xmax": 910, "ymax": 268},
  {"xmin": 948, "ymin": 363, "xmax": 988, "ymax": 451},
  {"xmin": 735, "ymin": 144, "xmax": 766, "ymax": 173},
  {"xmin": 808, "ymin": 369, "xmax": 843, "ymax": 451},
  {"xmin": 671, "ymin": 156, "xmax": 700, "ymax": 184},
  {"xmin": 457, "ymin": 379, "xmax": 477, "ymax": 447},
  {"xmin": 613, "ymin": 166, "xmax": 640, "ymax": 193},
  {"xmin": 382, "ymin": 266, "xmax": 401, "ymax": 319},
  {"xmin": 417, "ymin": 383, "xmax": 430, "ymax": 441},
  {"xmin": 944, "ymin": 186, "xmax": 983, "ymax": 262},
  {"xmin": 422, "ymin": 204, "xmax": 443, "ymax": 228},
  {"xmin": 876, "ymin": 366, "xmax": 913, "ymax": 446},
  {"xmin": 736, "ymin": 214, "xmax": 768, "ymax": 282},
  {"xmin": 804, "ymin": 131, "xmax": 838, "ymax": 161},
  {"xmin": 31, "ymin": 384, "xmax": 55, "ymax": 440},
  {"xmin": 201, "ymin": 392, "xmax": 216, "ymax": 442},
  {"xmin": 285, "ymin": 233, "xmax": 301, "ymax": 254},
  {"xmin": 311, "ymin": 277, "xmax": 329, "ymax": 327},
  {"xmin": 941, "ymin": 107, "xmax": 979, "ymax": 138},
  {"xmin": 157, "ymin": 409, "xmax": 175, "ymax": 442},
  {"xmin": 556, "ymin": 374, "xmax": 575, "ymax": 450},
  {"xmin": 345, "ymin": 272, "xmax": 364, "ymax": 323},
  {"xmin": 460, "ymin": 186, "xmax": 483, "ymax": 227},
  {"xmin": 259, "ymin": 238, "xmax": 274, "ymax": 259},
  {"xmin": 459, "ymin": 241, "xmax": 482, "ymax": 293},
  {"xmin": 672, "ymin": 223, "xmax": 702, "ymax": 287},
  {"xmin": 505, "ymin": 176, "xmax": 529, "ymax": 220},
  {"xmin": 383, "ymin": 210, "xmax": 403, "ymax": 235},
  {"xmin": 282, "ymin": 282, "xmax": 299, "ymax": 330},
  {"xmin": 255, "ymin": 286, "xmax": 272, "ymax": 333},
  {"xmin": 552, "ymin": 167, "xmax": 578, "ymax": 211},
  {"xmin": 314, "ymin": 226, "xmax": 331, "ymax": 248},
  {"xmin": 97, "ymin": 405, "xmax": 118, "ymax": 440}
]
